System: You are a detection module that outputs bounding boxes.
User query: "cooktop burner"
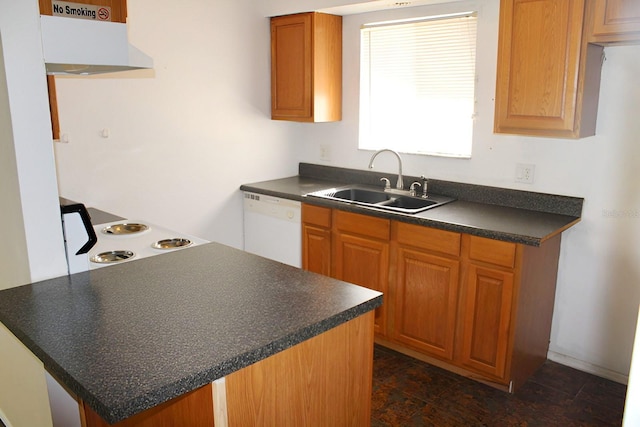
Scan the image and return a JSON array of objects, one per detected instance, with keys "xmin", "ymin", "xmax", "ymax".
[
  {"xmin": 152, "ymin": 238, "xmax": 193, "ymax": 249},
  {"xmin": 90, "ymin": 250, "xmax": 136, "ymax": 264},
  {"xmin": 101, "ymin": 223, "xmax": 149, "ymax": 235},
  {"xmin": 88, "ymin": 220, "xmax": 209, "ymax": 269}
]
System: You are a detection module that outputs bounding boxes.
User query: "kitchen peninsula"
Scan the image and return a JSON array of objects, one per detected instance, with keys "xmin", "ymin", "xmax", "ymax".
[{"xmin": 0, "ymin": 242, "xmax": 382, "ymax": 425}]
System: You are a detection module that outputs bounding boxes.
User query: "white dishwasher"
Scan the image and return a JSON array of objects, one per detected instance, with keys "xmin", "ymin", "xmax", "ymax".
[{"xmin": 243, "ymin": 192, "xmax": 301, "ymax": 268}]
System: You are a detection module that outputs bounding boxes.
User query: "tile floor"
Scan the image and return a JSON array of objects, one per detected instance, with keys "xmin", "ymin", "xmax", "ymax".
[{"xmin": 372, "ymin": 345, "xmax": 627, "ymax": 426}]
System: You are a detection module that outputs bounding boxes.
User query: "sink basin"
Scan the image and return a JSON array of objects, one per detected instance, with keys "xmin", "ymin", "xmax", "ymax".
[
  {"xmin": 331, "ymin": 188, "xmax": 391, "ymax": 204},
  {"xmin": 307, "ymin": 185, "xmax": 455, "ymax": 214}
]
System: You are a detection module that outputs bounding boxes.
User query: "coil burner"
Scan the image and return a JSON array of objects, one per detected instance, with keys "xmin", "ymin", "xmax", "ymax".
[
  {"xmin": 152, "ymin": 238, "xmax": 193, "ymax": 250},
  {"xmin": 90, "ymin": 250, "xmax": 136, "ymax": 264},
  {"xmin": 101, "ymin": 223, "xmax": 149, "ymax": 235}
]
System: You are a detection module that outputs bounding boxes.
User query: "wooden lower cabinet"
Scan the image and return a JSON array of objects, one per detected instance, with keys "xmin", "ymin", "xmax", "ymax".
[
  {"xmin": 460, "ymin": 263, "xmax": 514, "ymax": 380},
  {"xmin": 81, "ymin": 312, "xmax": 375, "ymax": 426},
  {"xmin": 333, "ymin": 211, "xmax": 390, "ymax": 336},
  {"xmin": 302, "ymin": 205, "xmax": 390, "ymax": 335},
  {"xmin": 391, "ymin": 223, "xmax": 460, "ymax": 361},
  {"xmin": 459, "ymin": 236, "xmax": 516, "ymax": 381},
  {"xmin": 302, "ymin": 204, "xmax": 332, "ymax": 276},
  {"xmin": 302, "ymin": 203, "xmax": 563, "ymax": 391}
]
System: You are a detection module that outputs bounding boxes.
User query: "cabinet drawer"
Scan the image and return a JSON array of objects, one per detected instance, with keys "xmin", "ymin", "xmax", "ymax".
[
  {"xmin": 394, "ymin": 222, "xmax": 460, "ymax": 257},
  {"xmin": 468, "ymin": 236, "xmax": 516, "ymax": 268},
  {"xmin": 334, "ymin": 210, "xmax": 390, "ymax": 240},
  {"xmin": 302, "ymin": 204, "xmax": 332, "ymax": 228}
]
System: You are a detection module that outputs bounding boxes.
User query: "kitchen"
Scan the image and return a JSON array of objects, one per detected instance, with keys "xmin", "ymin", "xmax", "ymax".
[{"xmin": 1, "ymin": 0, "xmax": 639, "ymax": 425}]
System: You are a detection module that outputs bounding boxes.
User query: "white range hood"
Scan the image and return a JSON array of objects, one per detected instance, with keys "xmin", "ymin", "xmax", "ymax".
[{"xmin": 40, "ymin": 15, "xmax": 153, "ymax": 75}]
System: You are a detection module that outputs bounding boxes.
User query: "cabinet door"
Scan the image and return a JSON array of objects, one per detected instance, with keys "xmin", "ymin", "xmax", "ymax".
[
  {"xmin": 588, "ymin": 0, "xmax": 640, "ymax": 44},
  {"xmin": 494, "ymin": 0, "xmax": 602, "ymax": 138},
  {"xmin": 393, "ymin": 246, "xmax": 459, "ymax": 360},
  {"xmin": 302, "ymin": 204, "xmax": 332, "ymax": 276},
  {"xmin": 460, "ymin": 264, "xmax": 514, "ymax": 381},
  {"xmin": 333, "ymin": 211, "xmax": 390, "ymax": 335},
  {"xmin": 270, "ymin": 13, "xmax": 342, "ymax": 122},
  {"xmin": 271, "ymin": 13, "xmax": 313, "ymax": 120}
]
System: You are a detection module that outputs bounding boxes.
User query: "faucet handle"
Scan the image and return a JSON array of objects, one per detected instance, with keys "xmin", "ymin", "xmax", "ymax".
[
  {"xmin": 420, "ymin": 175, "xmax": 428, "ymax": 198},
  {"xmin": 409, "ymin": 181, "xmax": 421, "ymax": 197},
  {"xmin": 380, "ymin": 177, "xmax": 391, "ymax": 190}
]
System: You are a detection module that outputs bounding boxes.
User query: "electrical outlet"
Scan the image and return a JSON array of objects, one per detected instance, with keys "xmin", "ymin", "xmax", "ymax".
[
  {"xmin": 320, "ymin": 144, "xmax": 331, "ymax": 162},
  {"xmin": 515, "ymin": 163, "xmax": 535, "ymax": 184}
]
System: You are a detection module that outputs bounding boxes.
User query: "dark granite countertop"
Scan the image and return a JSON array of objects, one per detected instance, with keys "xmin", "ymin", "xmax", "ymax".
[
  {"xmin": 240, "ymin": 163, "xmax": 583, "ymax": 246},
  {"xmin": 0, "ymin": 243, "xmax": 382, "ymax": 424},
  {"xmin": 59, "ymin": 197, "xmax": 125, "ymax": 226},
  {"xmin": 87, "ymin": 206, "xmax": 125, "ymax": 225}
]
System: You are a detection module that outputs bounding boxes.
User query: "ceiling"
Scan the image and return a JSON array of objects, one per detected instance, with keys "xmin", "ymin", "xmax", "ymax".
[{"xmin": 318, "ymin": 0, "xmax": 463, "ymax": 15}]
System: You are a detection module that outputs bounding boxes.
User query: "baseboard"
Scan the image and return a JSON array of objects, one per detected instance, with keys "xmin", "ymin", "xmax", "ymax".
[{"xmin": 547, "ymin": 350, "xmax": 629, "ymax": 385}]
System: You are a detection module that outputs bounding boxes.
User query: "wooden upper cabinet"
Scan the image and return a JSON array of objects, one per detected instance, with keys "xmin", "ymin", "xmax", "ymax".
[
  {"xmin": 38, "ymin": 0, "xmax": 128, "ymax": 140},
  {"xmin": 587, "ymin": 0, "xmax": 640, "ymax": 44},
  {"xmin": 494, "ymin": 0, "xmax": 604, "ymax": 138},
  {"xmin": 270, "ymin": 12, "xmax": 342, "ymax": 122}
]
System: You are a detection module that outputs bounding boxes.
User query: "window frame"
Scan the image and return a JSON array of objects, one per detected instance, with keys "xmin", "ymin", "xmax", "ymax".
[{"xmin": 357, "ymin": 10, "xmax": 479, "ymax": 159}]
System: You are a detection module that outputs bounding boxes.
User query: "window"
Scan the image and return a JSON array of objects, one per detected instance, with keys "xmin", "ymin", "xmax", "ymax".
[{"xmin": 359, "ymin": 12, "xmax": 478, "ymax": 158}]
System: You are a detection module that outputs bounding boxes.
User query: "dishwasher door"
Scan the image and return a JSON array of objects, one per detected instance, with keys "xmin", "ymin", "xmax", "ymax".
[{"xmin": 243, "ymin": 192, "xmax": 301, "ymax": 268}]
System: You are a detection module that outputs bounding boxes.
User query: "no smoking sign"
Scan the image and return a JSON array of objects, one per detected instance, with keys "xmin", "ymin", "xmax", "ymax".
[{"xmin": 97, "ymin": 7, "xmax": 110, "ymax": 20}]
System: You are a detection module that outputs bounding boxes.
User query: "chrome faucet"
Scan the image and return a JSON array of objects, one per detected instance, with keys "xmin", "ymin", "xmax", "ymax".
[{"xmin": 368, "ymin": 149, "xmax": 404, "ymax": 190}]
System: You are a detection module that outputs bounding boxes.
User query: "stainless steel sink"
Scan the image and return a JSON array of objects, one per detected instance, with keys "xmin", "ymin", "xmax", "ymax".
[{"xmin": 307, "ymin": 185, "xmax": 455, "ymax": 214}]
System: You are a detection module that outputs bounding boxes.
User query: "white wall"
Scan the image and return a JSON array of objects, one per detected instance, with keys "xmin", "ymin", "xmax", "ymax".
[
  {"xmin": 54, "ymin": 0, "xmax": 299, "ymax": 249},
  {"xmin": 1, "ymin": 0, "xmax": 69, "ymax": 424},
  {"xmin": 294, "ymin": 0, "xmax": 640, "ymax": 381},
  {"xmin": 1, "ymin": 0, "xmax": 68, "ymax": 283},
  {"xmin": 0, "ymin": 33, "xmax": 30, "ymax": 290},
  {"xmin": 53, "ymin": 0, "xmax": 640, "ymax": 380},
  {"xmin": 624, "ymin": 305, "xmax": 640, "ymax": 425}
]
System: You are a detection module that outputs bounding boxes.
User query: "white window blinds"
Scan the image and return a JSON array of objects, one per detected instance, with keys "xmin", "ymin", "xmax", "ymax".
[{"xmin": 359, "ymin": 13, "xmax": 477, "ymax": 158}]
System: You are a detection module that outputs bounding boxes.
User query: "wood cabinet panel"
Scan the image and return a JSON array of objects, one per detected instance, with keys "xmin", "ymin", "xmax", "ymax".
[
  {"xmin": 494, "ymin": 0, "xmax": 603, "ymax": 138},
  {"xmin": 302, "ymin": 204, "xmax": 332, "ymax": 275},
  {"xmin": 395, "ymin": 221, "xmax": 460, "ymax": 257},
  {"xmin": 460, "ymin": 264, "xmax": 514, "ymax": 380},
  {"xmin": 468, "ymin": 235, "xmax": 516, "ymax": 268},
  {"xmin": 225, "ymin": 312, "xmax": 374, "ymax": 426},
  {"xmin": 270, "ymin": 12, "xmax": 342, "ymax": 122},
  {"xmin": 302, "ymin": 203, "xmax": 331, "ymax": 228},
  {"xmin": 81, "ymin": 383, "xmax": 214, "ymax": 427},
  {"xmin": 271, "ymin": 13, "xmax": 312, "ymax": 119},
  {"xmin": 334, "ymin": 210, "xmax": 390, "ymax": 241},
  {"xmin": 302, "ymin": 223, "xmax": 331, "ymax": 275},
  {"xmin": 393, "ymin": 246, "xmax": 459, "ymax": 360},
  {"xmin": 588, "ymin": 0, "xmax": 640, "ymax": 44},
  {"xmin": 334, "ymin": 211, "xmax": 389, "ymax": 335}
]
